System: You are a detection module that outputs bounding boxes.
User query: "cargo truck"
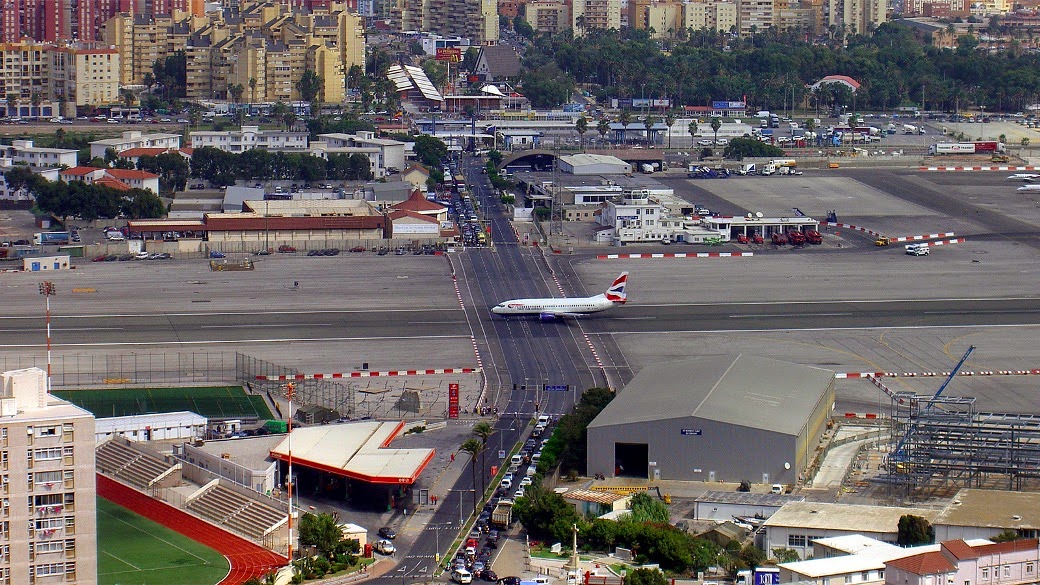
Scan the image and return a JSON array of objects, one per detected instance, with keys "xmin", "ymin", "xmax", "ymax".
[
  {"xmin": 928, "ymin": 141, "xmax": 1005, "ymax": 155},
  {"xmin": 33, "ymin": 232, "xmax": 70, "ymax": 245},
  {"xmin": 491, "ymin": 501, "xmax": 513, "ymax": 529}
]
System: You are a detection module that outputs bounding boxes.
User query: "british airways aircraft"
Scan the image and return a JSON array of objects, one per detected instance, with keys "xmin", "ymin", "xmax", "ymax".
[
  {"xmin": 491, "ymin": 273, "xmax": 628, "ymax": 320},
  {"xmin": 1007, "ymin": 173, "xmax": 1040, "ymax": 182}
]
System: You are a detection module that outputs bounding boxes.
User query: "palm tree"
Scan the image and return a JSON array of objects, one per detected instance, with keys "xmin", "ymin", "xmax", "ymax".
[
  {"xmin": 688, "ymin": 120, "xmax": 699, "ymax": 147},
  {"xmin": 472, "ymin": 421, "xmax": 494, "ymax": 498},
  {"xmin": 710, "ymin": 116, "xmax": 722, "ymax": 146},
  {"xmin": 664, "ymin": 111, "xmax": 677, "ymax": 149},
  {"xmin": 597, "ymin": 118, "xmax": 610, "ymax": 146},
  {"xmin": 575, "ymin": 115, "xmax": 588, "ymax": 151},
  {"xmin": 619, "ymin": 109, "xmax": 631, "ymax": 145},
  {"xmin": 30, "ymin": 91, "xmax": 43, "ymax": 120},
  {"xmin": 644, "ymin": 115, "xmax": 658, "ymax": 148},
  {"xmin": 120, "ymin": 89, "xmax": 136, "ymax": 109},
  {"xmin": 460, "ymin": 438, "xmax": 484, "ymax": 514},
  {"xmin": 248, "ymin": 77, "xmax": 258, "ymax": 105}
]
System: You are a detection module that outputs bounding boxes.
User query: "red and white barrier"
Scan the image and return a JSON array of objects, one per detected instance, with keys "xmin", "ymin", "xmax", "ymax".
[
  {"xmin": 597, "ymin": 252, "xmax": 754, "ymax": 260},
  {"xmin": 835, "ymin": 369, "xmax": 1040, "ymax": 379},
  {"xmin": 920, "ymin": 166, "xmax": 1039, "ymax": 172},
  {"xmin": 892, "ymin": 232, "xmax": 956, "ymax": 242},
  {"xmin": 255, "ymin": 368, "xmax": 481, "ymax": 381},
  {"xmin": 927, "ymin": 238, "xmax": 966, "ymax": 246},
  {"xmin": 821, "ymin": 222, "xmax": 884, "ymax": 238}
]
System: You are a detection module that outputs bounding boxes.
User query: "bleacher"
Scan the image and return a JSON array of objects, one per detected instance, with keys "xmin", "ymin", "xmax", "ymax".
[
  {"xmin": 96, "ymin": 438, "xmax": 177, "ymax": 489},
  {"xmin": 186, "ymin": 484, "xmax": 285, "ymax": 541}
]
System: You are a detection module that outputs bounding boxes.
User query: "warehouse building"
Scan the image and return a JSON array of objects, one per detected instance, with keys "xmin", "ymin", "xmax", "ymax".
[
  {"xmin": 586, "ymin": 354, "xmax": 834, "ymax": 485},
  {"xmin": 558, "ymin": 153, "xmax": 632, "ymax": 175}
]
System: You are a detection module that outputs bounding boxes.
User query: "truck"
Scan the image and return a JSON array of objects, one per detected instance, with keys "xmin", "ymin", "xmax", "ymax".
[
  {"xmin": 491, "ymin": 501, "xmax": 513, "ymax": 529},
  {"xmin": 738, "ymin": 163, "xmax": 756, "ymax": 175},
  {"xmin": 640, "ymin": 163, "xmax": 655, "ymax": 174},
  {"xmin": 787, "ymin": 230, "xmax": 806, "ymax": 245},
  {"xmin": 903, "ymin": 124, "xmax": 920, "ymax": 134},
  {"xmin": 804, "ymin": 229, "xmax": 822, "ymax": 244},
  {"xmin": 33, "ymin": 232, "xmax": 70, "ymax": 245},
  {"xmin": 770, "ymin": 159, "xmax": 797, "ymax": 168},
  {"xmin": 928, "ymin": 141, "xmax": 1005, "ymax": 155},
  {"xmin": 760, "ymin": 164, "xmax": 776, "ymax": 176}
]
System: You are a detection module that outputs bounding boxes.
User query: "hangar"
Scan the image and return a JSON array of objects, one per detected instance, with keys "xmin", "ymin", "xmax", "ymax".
[
  {"xmin": 586, "ymin": 355, "xmax": 834, "ymax": 485},
  {"xmin": 269, "ymin": 420, "xmax": 434, "ymax": 511}
]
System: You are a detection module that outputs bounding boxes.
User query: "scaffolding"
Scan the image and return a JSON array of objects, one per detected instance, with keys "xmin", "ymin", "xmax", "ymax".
[{"xmin": 879, "ymin": 391, "xmax": 1040, "ymax": 498}]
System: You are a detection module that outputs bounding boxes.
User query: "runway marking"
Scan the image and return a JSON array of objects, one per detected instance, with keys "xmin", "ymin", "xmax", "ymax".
[
  {"xmin": 200, "ymin": 323, "xmax": 333, "ymax": 329},
  {"xmin": 0, "ymin": 308, "xmax": 461, "ymax": 320},
  {"xmin": 616, "ymin": 317, "xmax": 657, "ymax": 320},
  {"xmin": 728, "ymin": 312, "xmax": 854, "ymax": 318},
  {"xmin": 0, "ymin": 327, "xmax": 124, "ymax": 332},
  {"xmin": 407, "ymin": 321, "xmax": 464, "ymax": 325},
  {"xmin": 637, "ymin": 297, "xmax": 1040, "ymax": 308},
  {"xmin": 0, "ymin": 334, "xmax": 473, "ymax": 349},
  {"xmin": 586, "ymin": 323, "xmax": 1040, "ymax": 335}
]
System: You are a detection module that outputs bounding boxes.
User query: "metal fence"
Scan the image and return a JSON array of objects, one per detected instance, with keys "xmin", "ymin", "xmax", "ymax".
[{"xmin": 0, "ymin": 351, "xmax": 238, "ymax": 389}]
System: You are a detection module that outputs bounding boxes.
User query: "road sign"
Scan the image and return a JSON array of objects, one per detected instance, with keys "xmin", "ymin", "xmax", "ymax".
[
  {"xmin": 545, "ymin": 384, "xmax": 569, "ymax": 392},
  {"xmin": 680, "ymin": 429, "xmax": 702, "ymax": 436},
  {"xmin": 448, "ymin": 383, "xmax": 460, "ymax": 419},
  {"xmin": 498, "ymin": 450, "xmax": 506, "ymax": 459}
]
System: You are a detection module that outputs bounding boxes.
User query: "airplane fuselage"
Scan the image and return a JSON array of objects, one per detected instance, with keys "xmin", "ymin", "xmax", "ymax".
[{"xmin": 491, "ymin": 294, "xmax": 616, "ymax": 316}]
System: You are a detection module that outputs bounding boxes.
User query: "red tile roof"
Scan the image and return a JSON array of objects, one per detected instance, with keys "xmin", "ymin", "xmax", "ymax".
[
  {"xmin": 203, "ymin": 214, "xmax": 385, "ymax": 232},
  {"xmin": 941, "ymin": 540, "xmax": 976, "ymax": 560},
  {"xmin": 887, "ymin": 551, "xmax": 956, "ymax": 576},
  {"xmin": 106, "ymin": 168, "xmax": 159, "ymax": 180},
  {"xmin": 388, "ymin": 209, "xmax": 438, "ymax": 223},
  {"xmin": 60, "ymin": 166, "xmax": 103, "ymax": 176},
  {"xmin": 971, "ymin": 538, "xmax": 1040, "ymax": 558},
  {"xmin": 818, "ymin": 74, "xmax": 862, "ymax": 90},
  {"xmin": 403, "ymin": 164, "xmax": 430, "ymax": 176},
  {"xmin": 391, "ymin": 189, "xmax": 445, "ymax": 213},
  {"xmin": 117, "ymin": 147, "xmax": 169, "ymax": 158},
  {"xmin": 93, "ymin": 177, "xmax": 132, "ymax": 191}
]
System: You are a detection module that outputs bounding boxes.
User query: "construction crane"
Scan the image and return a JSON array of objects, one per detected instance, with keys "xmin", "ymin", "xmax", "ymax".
[{"xmin": 928, "ymin": 345, "xmax": 976, "ymax": 406}]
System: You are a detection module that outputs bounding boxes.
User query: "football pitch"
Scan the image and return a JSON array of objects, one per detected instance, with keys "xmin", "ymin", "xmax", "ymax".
[
  {"xmin": 54, "ymin": 385, "xmax": 273, "ymax": 419},
  {"xmin": 97, "ymin": 497, "xmax": 230, "ymax": 585}
]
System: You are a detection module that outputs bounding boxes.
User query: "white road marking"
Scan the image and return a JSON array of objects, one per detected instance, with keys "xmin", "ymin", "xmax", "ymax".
[
  {"xmin": 728, "ymin": 312, "xmax": 854, "ymax": 318},
  {"xmin": 0, "ymin": 334, "xmax": 473, "ymax": 349},
  {"xmin": 200, "ymin": 323, "xmax": 332, "ymax": 329},
  {"xmin": 586, "ymin": 323, "xmax": 1040, "ymax": 335},
  {"xmin": 0, "ymin": 308, "xmax": 461, "ymax": 320}
]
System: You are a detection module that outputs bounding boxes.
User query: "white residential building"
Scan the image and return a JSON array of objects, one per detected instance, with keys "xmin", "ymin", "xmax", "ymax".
[
  {"xmin": 0, "ymin": 367, "xmax": 98, "ymax": 585},
  {"xmin": 189, "ymin": 126, "xmax": 310, "ymax": 153},
  {"xmin": 0, "ymin": 162, "xmax": 60, "ymax": 201},
  {"xmin": 597, "ymin": 189, "xmax": 668, "ymax": 243},
  {"xmin": 315, "ymin": 131, "xmax": 406, "ymax": 173},
  {"xmin": 0, "ymin": 140, "xmax": 78, "ymax": 168},
  {"xmin": 89, "ymin": 131, "xmax": 182, "ymax": 160}
]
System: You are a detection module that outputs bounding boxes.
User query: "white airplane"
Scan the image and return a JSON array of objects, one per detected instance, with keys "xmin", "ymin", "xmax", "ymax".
[
  {"xmin": 1007, "ymin": 173, "xmax": 1040, "ymax": 182},
  {"xmin": 1016, "ymin": 184, "xmax": 1040, "ymax": 191},
  {"xmin": 492, "ymin": 273, "xmax": 628, "ymax": 319}
]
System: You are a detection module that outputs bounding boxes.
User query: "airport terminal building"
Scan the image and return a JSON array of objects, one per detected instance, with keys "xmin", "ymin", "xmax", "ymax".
[{"xmin": 587, "ymin": 355, "xmax": 834, "ymax": 485}]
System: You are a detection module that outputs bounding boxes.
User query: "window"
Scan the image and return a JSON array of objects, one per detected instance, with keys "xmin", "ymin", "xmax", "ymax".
[
  {"xmin": 788, "ymin": 534, "xmax": 807, "ymax": 547},
  {"xmin": 1003, "ymin": 566, "xmax": 1010, "ymax": 577},
  {"xmin": 35, "ymin": 427, "xmax": 57, "ymax": 438},
  {"xmin": 1026, "ymin": 562, "xmax": 1034, "ymax": 574},
  {"xmin": 61, "ymin": 424, "xmax": 73, "ymax": 442},
  {"xmin": 34, "ymin": 562, "xmax": 65, "ymax": 576},
  {"xmin": 34, "ymin": 448, "xmax": 61, "ymax": 461},
  {"xmin": 35, "ymin": 540, "xmax": 62, "ymax": 554},
  {"xmin": 35, "ymin": 471, "xmax": 60, "ymax": 484},
  {"xmin": 981, "ymin": 568, "xmax": 989, "ymax": 580}
]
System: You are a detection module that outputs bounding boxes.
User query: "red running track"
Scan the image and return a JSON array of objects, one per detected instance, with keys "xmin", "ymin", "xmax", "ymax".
[{"xmin": 97, "ymin": 474, "xmax": 287, "ymax": 585}]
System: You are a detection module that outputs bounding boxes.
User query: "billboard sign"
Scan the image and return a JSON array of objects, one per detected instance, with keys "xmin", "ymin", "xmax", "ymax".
[
  {"xmin": 436, "ymin": 47, "xmax": 462, "ymax": 62},
  {"xmin": 713, "ymin": 101, "xmax": 746, "ymax": 109},
  {"xmin": 448, "ymin": 383, "xmax": 460, "ymax": 418}
]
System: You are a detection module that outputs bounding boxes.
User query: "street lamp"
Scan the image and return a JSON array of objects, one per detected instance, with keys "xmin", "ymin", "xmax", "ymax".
[
  {"xmin": 285, "ymin": 382, "xmax": 296, "ymax": 563},
  {"xmin": 38, "ymin": 282, "xmax": 56, "ymax": 393}
]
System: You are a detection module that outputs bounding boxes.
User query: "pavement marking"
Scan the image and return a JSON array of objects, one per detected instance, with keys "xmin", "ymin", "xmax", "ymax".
[
  {"xmin": 200, "ymin": 323, "xmax": 333, "ymax": 329},
  {"xmin": 584, "ymin": 323, "xmax": 1040, "ymax": 335},
  {"xmin": 0, "ymin": 334, "xmax": 473, "ymax": 349},
  {"xmin": 635, "ymin": 297, "xmax": 1040, "ymax": 307},
  {"xmin": 0, "ymin": 308, "xmax": 461, "ymax": 320},
  {"xmin": 728, "ymin": 312, "xmax": 854, "ymax": 318}
]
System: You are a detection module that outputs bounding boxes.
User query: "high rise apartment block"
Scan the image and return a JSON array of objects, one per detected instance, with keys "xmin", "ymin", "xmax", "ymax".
[
  {"xmin": 0, "ymin": 367, "xmax": 97, "ymax": 585},
  {"xmin": 390, "ymin": 0, "xmax": 499, "ymax": 44},
  {"xmin": 572, "ymin": 0, "xmax": 622, "ymax": 35}
]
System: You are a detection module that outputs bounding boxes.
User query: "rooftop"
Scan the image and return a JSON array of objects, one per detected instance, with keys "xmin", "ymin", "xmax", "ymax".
[
  {"xmin": 886, "ymin": 551, "xmax": 955, "ymax": 576},
  {"xmin": 935, "ymin": 489, "xmax": 1040, "ymax": 530},
  {"xmin": 588, "ymin": 355, "xmax": 834, "ymax": 436},
  {"xmin": 562, "ymin": 489, "xmax": 630, "ymax": 505},
  {"xmin": 764, "ymin": 501, "xmax": 939, "ymax": 533},
  {"xmin": 269, "ymin": 421, "xmax": 435, "ymax": 484}
]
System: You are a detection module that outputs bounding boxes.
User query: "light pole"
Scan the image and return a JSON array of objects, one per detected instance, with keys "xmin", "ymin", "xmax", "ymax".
[
  {"xmin": 38, "ymin": 282, "xmax": 56, "ymax": 393},
  {"xmin": 285, "ymin": 382, "xmax": 296, "ymax": 563}
]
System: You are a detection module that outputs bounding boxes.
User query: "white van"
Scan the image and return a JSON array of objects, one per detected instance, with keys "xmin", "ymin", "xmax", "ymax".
[
  {"xmin": 510, "ymin": 454, "xmax": 523, "ymax": 466},
  {"xmin": 905, "ymin": 243, "xmax": 930, "ymax": 256},
  {"xmin": 771, "ymin": 484, "xmax": 784, "ymax": 494},
  {"xmin": 453, "ymin": 569, "xmax": 473, "ymax": 584}
]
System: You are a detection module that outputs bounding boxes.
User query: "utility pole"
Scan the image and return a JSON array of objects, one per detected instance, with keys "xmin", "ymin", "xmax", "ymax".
[{"xmin": 38, "ymin": 282, "xmax": 56, "ymax": 392}]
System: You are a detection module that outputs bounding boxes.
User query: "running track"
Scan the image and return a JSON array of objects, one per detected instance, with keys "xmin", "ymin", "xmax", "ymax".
[{"xmin": 97, "ymin": 474, "xmax": 287, "ymax": 584}]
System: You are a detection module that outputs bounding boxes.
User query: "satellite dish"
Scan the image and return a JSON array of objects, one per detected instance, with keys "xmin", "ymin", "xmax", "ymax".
[
  {"xmin": 746, "ymin": 213, "xmax": 752, "ymax": 218},
  {"xmin": 756, "ymin": 211, "xmax": 764, "ymax": 218},
  {"xmin": 784, "ymin": 462, "xmax": 791, "ymax": 470}
]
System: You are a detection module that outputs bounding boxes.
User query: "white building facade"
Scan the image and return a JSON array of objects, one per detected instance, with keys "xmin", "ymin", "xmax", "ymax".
[
  {"xmin": 89, "ymin": 131, "xmax": 182, "ymax": 160},
  {"xmin": 189, "ymin": 126, "xmax": 310, "ymax": 152}
]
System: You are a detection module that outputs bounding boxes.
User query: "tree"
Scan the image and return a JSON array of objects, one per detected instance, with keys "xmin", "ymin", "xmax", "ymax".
[
  {"xmin": 3, "ymin": 166, "xmax": 41, "ymax": 196},
  {"xmin": 143, "ymin": 72, "xmax": 156, "ymax": 92},
  {"xmin": 473, "ymin": 422, "xmax": 494, "ymax": 445},
  {"xmin": 724, "ymin": 137, "xmax": 783, "ymax": 159},
  {"xmin": 460, "ymin": 438, "xmax": 484, "ymax": 514},
  {"xmin": 248, "ymin": 77, "xmax": 258, "ymax": 105},
  {"xmin": 121, "ymin": 89, "xmax": 136, "ymax": 108},
  {"xmin": 487, "ymin": 149, "xmax": 504, "ymax": 167},
  {"xmin": 628, "ymin": 492, "xmax": 669, "ymax": 523},
  {"xmin": 688, "ymin": 120, "xmax": 699, "ymax": 146},
  {"xmin": 576, "ymin": 115, "xmax": 588, "ymax": 150},
  {"xmin": 298, "ymin": 512, "xmax": 344, "ymax": 559},
  {"xmin": 803, "ymin": 118, "xmax": 816, "ymax": 133},
  {"xmin": 644, "ymin": 115, "xmax": 658, "ymax": 148},
  {"xmin": 597, "ymin": 118, "xmax": 610, "ymax": 145},
  {"xmin": 30, "ymin": 91, "xmax": 43, "ymax": 119},
  {"xmin": 297, "ymin": 69, "xmax": 323, "ymax": 117},
  {"xmin": 121, "ymin": 188, "xmax": 165, "ymax": 219},
  {"xmin": 991, "ymin": 530, "xmax": 1022, "ymax": 543},
  {"xmin": 664, "ymin": 111, "xmax": 676, "ymax": 149},
  {"xmin": 627, "ymin": 569, "xmax": 667, "ymax": 585},
  {"xmin": 771, "ymin": 548, "xmax": 799, "ymax": 563},
  {"xmin": 138, "ymin": 152, "xmax": 189, "ymax": 194},
  {"xmin": 228, "ymin": 83, "xmax": 244, "ymax": 106},
  {"xmin": 619, "ymin": 110, "xmax": 632, "ymax": 145},
  {"xmin": 511, "ymin": 485, "xmax": 582, "ymax": 543},
  {"xmin": 738, "ymin": 543, "xmax": 766, "ymax": 569},
  {"xmin": 514, "ymin": 14, "xmax": 535, "ymax": 39},
  {"xmin": 897, "ymin": 515, "xmax": 935, "ymax": 546},
  {"xmin": 414, "ymin": 135, "xmax": 449, "ymax": 167},
  {"xmin": 710, "ymin": 117, "xmax": 722, "ymax": 145}
]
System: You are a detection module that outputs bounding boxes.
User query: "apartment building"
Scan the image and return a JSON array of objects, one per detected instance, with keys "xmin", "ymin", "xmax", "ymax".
[
  {"xmin": 0, "ymin": 42, "xmax": 49, "ymax": 105},
  {"xmin": 682, "ymin": 1, "xmax": 738, "ymax": 32},
  {"xmin": 523, "ymin": 0, "xmax": 571, "ymax": 33},
  {"xmin": 826, "ymin": 0, "xmax": 885, "ymax": 35},
  {"xmin": 49, "ymin": 46, "xmax": 120, "ymax": 110},
  {"xmin": 0, "ymin": 140, "xmax": 78, "ymax": 168},
  {"xmin": 311, "ymin": 131, "xmax": 406, "ymax": 177},
  {"xmin": 886, "ymin": 539, "xmax": 1040, "ymax": 585},
  {"xmin": 0, "ymin": 366, "xmax": 97, "ymax": 585},
  {"xmin": 646, "ymin": 1, "xmax": 683, "ymax": 36},
  {"xmin": 189, "ymin": 125, "xmax": 309, "ymax": 152},
  {"xmin": 573, "ymin": 0, "xmax": 622, "ymax": 34},
  {"xmin": 89, "ymin": 131, "xmax": 182, "ymax": 159},
  {"xmin": 737, "ymin": 0, "xmax": 774, "ymax": 35}
]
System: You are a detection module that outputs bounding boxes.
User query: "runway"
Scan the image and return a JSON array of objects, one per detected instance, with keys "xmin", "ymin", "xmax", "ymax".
[{"xmin": 8, "ymin": 298, "xmax": 1038, "ymax": 349}]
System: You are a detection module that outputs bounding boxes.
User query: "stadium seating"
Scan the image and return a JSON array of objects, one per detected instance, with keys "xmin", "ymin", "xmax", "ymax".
[
  {"xmin": 96, "ymin": 438, "xmax": 177, "ymax": 489},
  {"xmin": 186, "ymin": 484, "xmax": 285, "ymax": 540}
]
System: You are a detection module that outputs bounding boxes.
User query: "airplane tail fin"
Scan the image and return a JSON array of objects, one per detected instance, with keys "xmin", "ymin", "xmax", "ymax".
[{"xmin": 604, "ymin": 272, "xmax": 628, "ymax": 304}]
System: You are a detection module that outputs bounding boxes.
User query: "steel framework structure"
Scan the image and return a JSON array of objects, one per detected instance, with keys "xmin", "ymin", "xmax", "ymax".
[{"xmin": 881, "ymin": 392, "xmax": 1040, "ymax": 497}]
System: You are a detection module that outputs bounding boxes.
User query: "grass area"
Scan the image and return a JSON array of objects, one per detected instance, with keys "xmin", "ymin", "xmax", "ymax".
[
  {"xmin": 54, "ymin": 385, "xmax": 273, "ymax": 419},
  {"xmin": 97, "ymin": 497, "xmax": 230, "ymax": 585}
]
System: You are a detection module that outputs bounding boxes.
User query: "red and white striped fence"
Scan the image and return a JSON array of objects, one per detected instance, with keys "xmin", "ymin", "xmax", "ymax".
[
  {"xmin": 597, "ymin": 252, "xmax": 753, "ymax": 260},
  {"xmin": 892, "ymin": 232, "xmax": 956, "ymax": 242},
  {"xmin": 835, "ymin": 369, "xmax": 1040, "ymax": 379},
  {"xmin": 920, "ymin": 166, "xmax": 1039, "ymax": 172},
  {"xmin": 255, "ymin": 368, "xmax": 481, "ymax": 381}
]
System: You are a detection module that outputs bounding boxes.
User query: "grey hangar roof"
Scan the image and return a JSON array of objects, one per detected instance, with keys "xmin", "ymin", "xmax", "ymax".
[{"xmin": 588, "ymin": 354, "xmax": 834, "ymax": 436}]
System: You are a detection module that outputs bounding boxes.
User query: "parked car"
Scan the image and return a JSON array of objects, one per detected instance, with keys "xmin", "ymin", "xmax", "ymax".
[
  {"xmin": 377, "ymin": 526, "xmax": 397, "ymax": 540},
  {"xmin": 374, "ymin": 539, "xmax": 396, "ymax": 554},
  {"xmin": 209, "ymin": 251, "xmax": 226, "ymax": 258},
  {"xmin": 277, "ymin": 245, "xmax": 297, "ymax": 253}
]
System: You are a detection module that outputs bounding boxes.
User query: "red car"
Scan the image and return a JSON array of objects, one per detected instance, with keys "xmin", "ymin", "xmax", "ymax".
[
  {"xmin": 736, "ymin": 234, "xmax": 749, "ymax": 244},
  {"xmin": 277, "ymin": 245, "xmax": 297, "ymax": 253}
]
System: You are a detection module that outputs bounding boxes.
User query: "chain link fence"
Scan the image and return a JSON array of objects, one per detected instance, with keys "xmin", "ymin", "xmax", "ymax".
[{"xmin": 0, "ymin": 351, "xmax": 237, "ymax": 389}]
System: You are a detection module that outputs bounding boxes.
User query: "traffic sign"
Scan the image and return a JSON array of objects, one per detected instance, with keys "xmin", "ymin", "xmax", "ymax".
[{"xmin": 545, "ymin": 384, "xmax": 569, "ymax": 392}]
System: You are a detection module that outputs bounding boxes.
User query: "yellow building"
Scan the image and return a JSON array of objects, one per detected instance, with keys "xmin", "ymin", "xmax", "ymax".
[
  {"xmin": 524, "ymin": 0, "xmax": 570, "ymax": 33},
  {"xmin": 573, "ymin": 0, "xmax": 622, "ymax": 34},
  {"xmin": 307, "ymin": 43, "xmax": 344, "ymax": 104},
  {"xmin": 646, "ymin": 1, "xmax": 682, "ymax": 37},
  {"xmin": 50, "ymin": 47, "xmax": 120, "ymax": 112},
  {"xmin": 101, "ymin": 13, "xmax": 135, "ymax": 87},
  {"xmin": 682, "ymin": 1, "xmax": 737, "ymax": 33},
  {"xmin": 0, "ymin": 42, "xmax": 49, "ymax": 104}
]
